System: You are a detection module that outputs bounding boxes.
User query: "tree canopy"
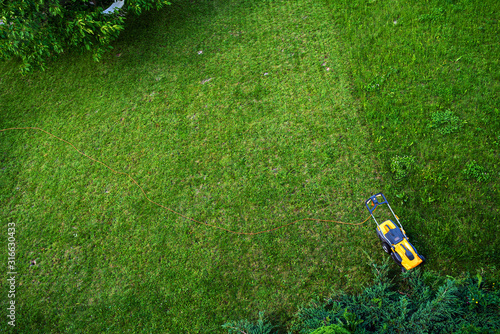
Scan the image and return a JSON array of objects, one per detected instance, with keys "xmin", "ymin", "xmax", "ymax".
[{"xmin": 0, "ymin": 0, "xmax": 171, "ymax": 73}]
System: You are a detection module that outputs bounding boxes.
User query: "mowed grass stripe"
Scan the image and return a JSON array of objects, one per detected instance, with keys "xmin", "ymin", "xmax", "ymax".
[{"xmin": 0, "ymin": 0, "xmax": 382, "ymax": 332}]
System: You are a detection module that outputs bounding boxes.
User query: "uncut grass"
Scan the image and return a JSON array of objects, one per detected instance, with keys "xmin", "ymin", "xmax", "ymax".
[
  {"xmin": 0, "ymin": 0, "xmax": 382, "ymax": 332},
  {"xmin": 324, "ymin": 0, "xmax": 500, "ymax": 279}
]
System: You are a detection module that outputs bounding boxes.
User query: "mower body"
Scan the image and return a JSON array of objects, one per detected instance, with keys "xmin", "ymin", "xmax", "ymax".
[{"xmin": 366, "ymin": 193, "xmax": 425, "ymax": 272}]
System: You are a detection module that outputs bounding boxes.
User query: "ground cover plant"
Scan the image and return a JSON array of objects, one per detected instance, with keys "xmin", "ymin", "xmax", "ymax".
[{"xmin": 0, "ymin": 0, "xmax": 498, "ymax": 332}]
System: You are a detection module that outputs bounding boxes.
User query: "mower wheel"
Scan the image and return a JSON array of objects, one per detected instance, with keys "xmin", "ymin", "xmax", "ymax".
[{"xmin": 382, "ymin": 242, "xmax": 392, "ymax": 254}]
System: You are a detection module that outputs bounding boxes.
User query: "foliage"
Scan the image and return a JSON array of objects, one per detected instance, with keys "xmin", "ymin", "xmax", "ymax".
[
  {"xmin": 390, "ymin": 155, "xmax": 416, "ymax": 181},
  {"xmin": 310, "ymin": 324, "xmax": 351, "ymax": 334},
  {"xmin": 222, "ymin": 311, "xmax": 277, "ymax": 334},
  {"xmin": 287, "ymin": 257, "xmax": 500, "ymax": 334},
  {"xmin": 224, "ymin": 258, "xmax": 500, "ymax": 333},
  {"xmin": 0, "ymin": 0, "xmax": 171, "ymax": 73}
]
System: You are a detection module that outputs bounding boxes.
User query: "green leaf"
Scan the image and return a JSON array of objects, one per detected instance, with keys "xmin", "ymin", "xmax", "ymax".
[{"xmin": 476, "ymin": 273, "xmax": 483, "ymax": 289}]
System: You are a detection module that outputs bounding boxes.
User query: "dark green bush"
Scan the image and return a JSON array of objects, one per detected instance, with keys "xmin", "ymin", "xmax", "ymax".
[
  {"xmin": 291, "ymin": 258, "xmax": 500, "ymax": 333},
  {"xmin": 223, "ymin": 257, "xmax": 500, "ymax": 333},
  {"xmin": 0, "ymin": 0, "xmax": 171, "ymax": 73}
]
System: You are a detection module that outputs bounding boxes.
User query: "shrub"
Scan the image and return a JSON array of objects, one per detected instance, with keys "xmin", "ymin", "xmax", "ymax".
[
  {"xmin": 224, "ymin": 257, "xmax": 500, "ymax": 333},
  {"xmin": 289, "ymin": 257, "xmax": 500, "ymax": 333},
  {"xmin": 0, "ymin": 0, "xmax": 171, "ymax": 74}
]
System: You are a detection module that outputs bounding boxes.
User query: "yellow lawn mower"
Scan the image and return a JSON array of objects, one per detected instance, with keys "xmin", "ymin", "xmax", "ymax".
[{"xmin": 365, "ymin": 193, "xmax": 425, "ymax": 272}]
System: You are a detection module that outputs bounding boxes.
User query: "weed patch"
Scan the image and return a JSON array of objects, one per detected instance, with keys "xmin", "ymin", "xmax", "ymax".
[
  {"xmin": 390, "ymin": 155, "xmax": 416, "ymax": 181},
  {"xmin": 462, "ymin": 160, "xmax": 491, "ymax": 183},
  {"xmin": 428, "ymin": 109, "xmax": 463, "ymax": 135}
]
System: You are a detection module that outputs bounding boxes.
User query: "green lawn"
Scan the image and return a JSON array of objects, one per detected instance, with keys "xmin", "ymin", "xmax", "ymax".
[
  {"xmin": 0, "ymin": 0, "xmax": 498, "ymax": 332},
  {"xmin": 323, "ymin": 0, "xmax": 500, "ymax": 276}
]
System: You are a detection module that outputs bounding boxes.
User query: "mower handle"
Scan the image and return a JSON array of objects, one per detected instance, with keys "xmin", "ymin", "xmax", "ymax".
[
  {"xmin": 365, "ymin": 193, "xmax": 406, "ymax": 237},
  {"xmin": 365, "ymin": 192, "xmax": 388, "ymax": 215}
]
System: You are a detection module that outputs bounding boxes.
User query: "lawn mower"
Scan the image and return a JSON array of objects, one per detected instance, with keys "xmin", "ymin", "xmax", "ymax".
[{"xmin": 365, "ymin": 193, "xmax": 425, "ymax": 272}]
